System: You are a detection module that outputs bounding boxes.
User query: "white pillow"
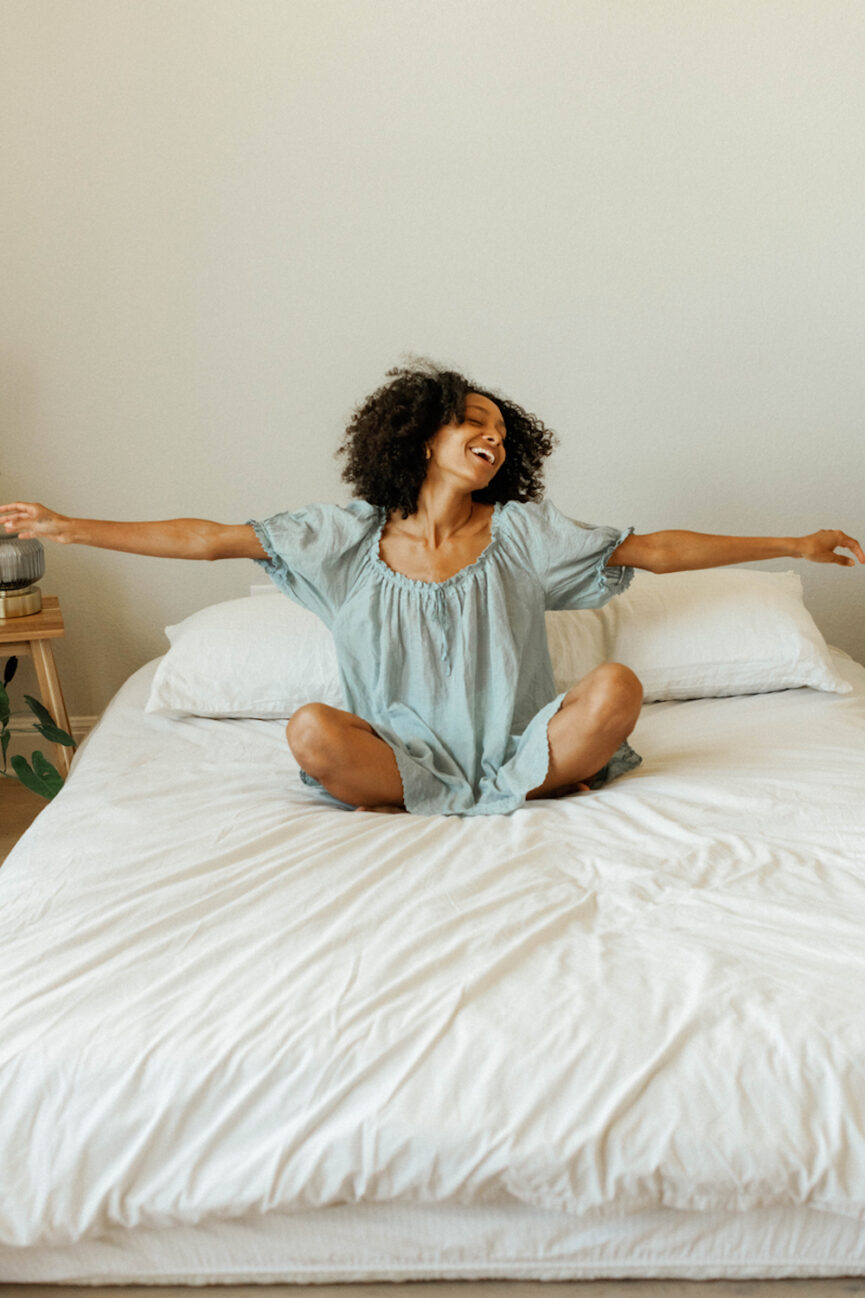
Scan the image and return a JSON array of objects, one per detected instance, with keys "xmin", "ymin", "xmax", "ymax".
[
  {"xmin": 544, "ymin": 609, "xmax": 606, "ymax": 693},
  {"xmin": 597, "ymin": 568, "xmax": 851, "ymax": 702},
  {"xmin": 145, "ymin": 595, "xmax": 343, "ymax": 719},
  {"xmin": 144, "ymin": 569, "xmax": 849, "ymax": 720}
]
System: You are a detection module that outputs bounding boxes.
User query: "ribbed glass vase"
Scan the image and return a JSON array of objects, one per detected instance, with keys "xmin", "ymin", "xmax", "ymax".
[{"xmin": 0, "ymin": 533, "xmax": 45, "ymax": 590}]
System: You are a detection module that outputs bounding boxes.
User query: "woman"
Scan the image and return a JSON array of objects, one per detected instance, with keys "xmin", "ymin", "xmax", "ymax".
[{"xmin": 3, "ymin": 358, "xmax": 862, "ymax": 816}]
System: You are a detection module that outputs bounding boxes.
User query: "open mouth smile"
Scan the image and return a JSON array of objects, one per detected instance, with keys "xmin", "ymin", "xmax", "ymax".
[{"xmin": 470, "ymin": 447, "xmax": 496, "ymax": 466}]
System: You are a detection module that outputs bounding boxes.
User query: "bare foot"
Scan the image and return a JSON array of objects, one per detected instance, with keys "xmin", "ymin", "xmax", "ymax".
[{"xmin": 353, "ymin": 803, "xmax": 408, "ymax": 814}]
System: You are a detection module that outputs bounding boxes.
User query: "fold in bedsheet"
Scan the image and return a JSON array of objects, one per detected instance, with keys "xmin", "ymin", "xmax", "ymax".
[{"xmin": 2, "ymin": 650, "xmax": 865, "ymax": 1248}]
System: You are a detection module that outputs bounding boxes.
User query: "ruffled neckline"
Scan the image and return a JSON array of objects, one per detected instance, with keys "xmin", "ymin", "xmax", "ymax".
[{"xmin": 370, "ymin": 501, "xmax": 504, "ymax": 592}]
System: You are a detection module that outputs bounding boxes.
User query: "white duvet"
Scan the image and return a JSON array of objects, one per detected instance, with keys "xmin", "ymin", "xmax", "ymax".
[{"xmin": 2, "ymin": 650, "xmax": 865, "ymax": 1249}]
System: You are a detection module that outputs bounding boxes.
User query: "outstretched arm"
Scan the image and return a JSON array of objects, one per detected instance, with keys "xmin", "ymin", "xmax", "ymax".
[
  {"xmin": 0, "ymin": 501, "xmax": 267, "ymax": 561},
  {"xmin": 607, "ymin": 529, "xmax": 865, "ymax": 574}
]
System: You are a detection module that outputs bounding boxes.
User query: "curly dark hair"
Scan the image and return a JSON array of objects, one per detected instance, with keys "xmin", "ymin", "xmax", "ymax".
[{"xmin": 335, "ymin": 355, "xmax": 559, "ymax": 518}]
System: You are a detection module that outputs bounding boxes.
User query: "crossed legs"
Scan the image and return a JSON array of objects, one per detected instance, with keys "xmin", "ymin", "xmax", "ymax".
[{"xmin": 285, "ymin": 662, "xmax": 643, "ymax": 813}]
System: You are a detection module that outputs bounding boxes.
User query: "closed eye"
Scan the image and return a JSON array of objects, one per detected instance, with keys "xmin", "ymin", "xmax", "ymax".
[{"xmin": 467, "ymin": 418, "xmax": 505, "ymax": 442}]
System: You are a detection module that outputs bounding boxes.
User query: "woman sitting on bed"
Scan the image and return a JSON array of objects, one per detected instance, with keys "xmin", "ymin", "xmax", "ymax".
[{"xmin": 2, "ymin": 358, "xmax": 862, "ymax": 817}]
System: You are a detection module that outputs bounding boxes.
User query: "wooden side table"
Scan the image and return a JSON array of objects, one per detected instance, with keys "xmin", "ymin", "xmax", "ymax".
[{"xmin": 0, "ymin": 596, "xmax": 73, "ymax": 777}]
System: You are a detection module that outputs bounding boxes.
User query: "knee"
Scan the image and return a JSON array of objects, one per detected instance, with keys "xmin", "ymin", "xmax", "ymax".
[
  {"xmin": 285, "ymin": 703, "xmax": 337, "ymax": 770},
  {"xmin": 584, "ymin": 662, "xmax": 643, "ymax": 731}
]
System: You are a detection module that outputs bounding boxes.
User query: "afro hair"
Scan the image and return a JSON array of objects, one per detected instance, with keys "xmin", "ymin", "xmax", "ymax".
[{"xmin": 335, "ymin": 355, "xmax": 558, "ymax": 518}]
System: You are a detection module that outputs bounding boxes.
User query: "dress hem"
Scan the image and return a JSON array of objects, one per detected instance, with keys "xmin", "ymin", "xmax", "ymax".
[{"xmin": 297, "ymin": 725, "xmax": 643, "ymax": 816}]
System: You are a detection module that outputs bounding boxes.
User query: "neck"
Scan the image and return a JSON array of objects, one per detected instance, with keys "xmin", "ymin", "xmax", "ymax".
[{"xmin": 397, "ymin": 481, "xmax": 475, "ymax": 547}]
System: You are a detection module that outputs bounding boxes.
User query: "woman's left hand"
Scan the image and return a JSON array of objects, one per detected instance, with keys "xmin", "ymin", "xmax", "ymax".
[{"xmin": 798, "ymin": 530, "xmax": 865, "ymax": 566}]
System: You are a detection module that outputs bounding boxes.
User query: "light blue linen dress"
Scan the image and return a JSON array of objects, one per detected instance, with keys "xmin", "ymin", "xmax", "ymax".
[{"xmin": 247, "ymin": 498, "xmax": 642, "ymax": 816}]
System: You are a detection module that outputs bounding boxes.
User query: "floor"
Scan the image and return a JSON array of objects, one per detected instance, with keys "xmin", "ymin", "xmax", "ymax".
[
  {"xmin": 0, "ymin": 774, "xmax": 45, "ymax": 862},
  {"xmin": 2, "ymin": 789, "xmax": 864, "ymax": 1297}
]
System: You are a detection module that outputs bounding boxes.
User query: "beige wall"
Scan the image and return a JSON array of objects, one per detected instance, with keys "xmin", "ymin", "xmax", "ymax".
[{"xmin": 2, "ymin": 0, "xmax": 864, "ymax": 718}]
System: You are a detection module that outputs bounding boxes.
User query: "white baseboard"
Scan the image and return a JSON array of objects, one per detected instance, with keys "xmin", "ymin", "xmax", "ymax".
[
  {"xmin": 6, "ymin": 714, "xmax": 98, "ymax": 744},
  {"xmin": 70, "ymin": 716, "xmax": 99, "ymax": 744}
]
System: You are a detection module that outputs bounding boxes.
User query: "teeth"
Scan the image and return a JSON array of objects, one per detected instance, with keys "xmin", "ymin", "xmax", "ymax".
[{"xmin": 472, "ymin": 448, "xmax": 494, "ymax": 464}]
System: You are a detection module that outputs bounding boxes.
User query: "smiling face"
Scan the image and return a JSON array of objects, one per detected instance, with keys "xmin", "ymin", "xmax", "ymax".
[{"xmin": 425, "ymin": 392, "xmax": 507, "ymax": 485}]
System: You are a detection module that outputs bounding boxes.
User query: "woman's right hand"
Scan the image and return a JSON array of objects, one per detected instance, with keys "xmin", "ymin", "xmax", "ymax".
[{"xmin": 0, "ymin": 502, "xmax": 72, "ymax": 543}]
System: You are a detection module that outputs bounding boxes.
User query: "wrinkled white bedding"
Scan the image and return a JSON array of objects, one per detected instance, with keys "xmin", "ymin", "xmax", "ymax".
[{"xmin": 2, "ymin": 649, "xmax": 865, "ymax": 1254}]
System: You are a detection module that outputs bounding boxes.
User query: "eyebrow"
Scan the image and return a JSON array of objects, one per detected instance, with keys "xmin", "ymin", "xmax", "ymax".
[{"xmin": 465, "ymin": 403, "xmax": 506, "ymax": 435}]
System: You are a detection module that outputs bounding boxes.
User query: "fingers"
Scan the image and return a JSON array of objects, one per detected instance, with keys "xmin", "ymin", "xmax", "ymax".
[
  {"xmin": 826, "ymin": 532, "xmax": 864, "ymax": 565},
  {"xmin": 1, "ymin": 502, "xmax": 37, "ymax": 525},
  {"xmin": 1, "ymin": 503, "xmax": 51, "ymax": 543},
  {"xmin": 840, "ymin": 533, "xmax": 865, "ymax": 564}
]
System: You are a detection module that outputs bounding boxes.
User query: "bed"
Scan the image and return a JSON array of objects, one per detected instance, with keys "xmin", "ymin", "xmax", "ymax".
[{"xmin": 2, "ymin": 566, "xmax": 865, "ymax": 1284}]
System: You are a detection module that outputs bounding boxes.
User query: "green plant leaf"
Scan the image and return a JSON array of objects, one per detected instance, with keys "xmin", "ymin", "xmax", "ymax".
[
  {"xmin": 31, "ymin": 749, "xmax": 64, "ymax": 797},
  {"xmin": 1, "ymin": 728, "xmax": 9, "ymax": 764},
  {"xmin": 34, "ymin": 722, "xmax": 76, "ymax": 747},
  {"xmin": 3, "ymin": 655, "xmax": 17, "ymax": 686},
  {"xmin": 23, "ymin": 695, "xmax": 57, "ymax": 729},
  {"xmin": 10, "ymin": 754, "xmax": 54, "ymax": 800},
  {"xmin": 0, "ymin": 681, "xmax": 9, "ymax": 727}
]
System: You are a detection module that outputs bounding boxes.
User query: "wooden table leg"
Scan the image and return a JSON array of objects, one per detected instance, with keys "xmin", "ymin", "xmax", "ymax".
[{"xmin": 30, "ymin": 640, "xmax": 73, "ymax": 777}]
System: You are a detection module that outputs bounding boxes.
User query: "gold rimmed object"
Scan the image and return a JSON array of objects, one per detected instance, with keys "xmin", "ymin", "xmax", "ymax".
[{"xmin": 0, "ymin": 584, "xmax": 43, "ymax": 619}]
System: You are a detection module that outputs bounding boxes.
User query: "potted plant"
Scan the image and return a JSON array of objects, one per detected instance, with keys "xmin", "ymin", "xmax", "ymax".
[{"xmin": 0, "ymin": 655, "xmax": 76, "ymax": 800}]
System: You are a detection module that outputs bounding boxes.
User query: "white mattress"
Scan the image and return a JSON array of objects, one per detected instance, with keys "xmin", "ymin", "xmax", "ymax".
[{"xmin": 2, "ymin": 649, "xmax": 865, "ymax": 1283}]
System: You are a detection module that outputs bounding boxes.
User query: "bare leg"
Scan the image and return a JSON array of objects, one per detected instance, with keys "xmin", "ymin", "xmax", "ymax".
[
  {"xmin": 526, "ymin": 663, "xmax": 643, "ymax": 801},
  {"xmin": 286, "ymin": 704, "xmax": 407, "ymax": 812}
]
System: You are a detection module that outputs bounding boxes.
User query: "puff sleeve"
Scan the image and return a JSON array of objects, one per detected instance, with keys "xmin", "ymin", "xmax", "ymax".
[
  {"xmin": 245, "ymin": 501, "xmax": 376, "ymax": 627},
  {"xmin": 509, "ymin": 498, "xmax": 636, "ymax": 611}
]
